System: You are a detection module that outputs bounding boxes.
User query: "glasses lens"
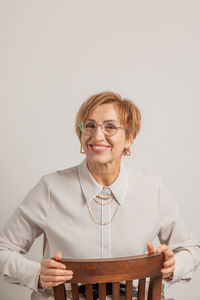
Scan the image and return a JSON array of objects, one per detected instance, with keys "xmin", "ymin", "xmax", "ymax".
[
  {"xmin": 82, "ymin": 120, "xmax": 97, "ymax": 135},
  {"xmin": 81, "ymin": 120, "xmax": 120, "ymax": 136},
  {"xmin": 103, "ymin": 121, "xmax": 118, "ymax": 136}
]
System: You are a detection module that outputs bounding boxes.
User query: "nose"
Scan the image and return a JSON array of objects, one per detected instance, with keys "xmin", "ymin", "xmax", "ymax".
[{"xmin": 93, "ymin": 125, "xmax": 105, "ymax": 140}]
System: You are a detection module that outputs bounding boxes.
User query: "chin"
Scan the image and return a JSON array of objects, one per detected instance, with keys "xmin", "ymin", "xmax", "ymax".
[{"xmin": 86, "ymin": 154, "xmax": 118, "ymax": 165}]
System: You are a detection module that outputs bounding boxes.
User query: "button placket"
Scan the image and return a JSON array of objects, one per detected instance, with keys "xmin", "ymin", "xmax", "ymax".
[
  {"xmin": 99, "ymin": 187, "xmax": 113, "ymax": 258},
  {"xmin": 102, "ymin": 199, "xmax": 111, "ymax": 258}
]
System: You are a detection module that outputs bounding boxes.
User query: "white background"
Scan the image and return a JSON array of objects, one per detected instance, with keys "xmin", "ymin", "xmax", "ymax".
[{"xmin": 0, "ymin": 1, "xmax": 200, "ymax": 299}]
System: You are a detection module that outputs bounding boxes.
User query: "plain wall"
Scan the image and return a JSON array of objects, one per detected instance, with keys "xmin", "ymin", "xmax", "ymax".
[{"xmin": 0, "ymin": 0, "xmax": 200, "ymax": 299}]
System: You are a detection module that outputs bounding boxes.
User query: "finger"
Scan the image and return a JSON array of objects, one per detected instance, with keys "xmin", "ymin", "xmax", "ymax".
[
  {"xmin": 41, "ymin": 274, "xmax": 73, "ymax": 282},
  {"xmin": 147, "ymin": 242, "xmax": 155, "ymax": 254},
  {"xmin": 40, "ymin": 268, "xmax": 73, "ymax": 276},
  {"xmin": 42, "ymin": 259, "xmax": 66, "ymax": 269},
  {"xmin": 54, "ymin": 251, "xmax": 62, "ymax": 261},
  {"xmin": 163, "ymin": 257, "xmax": 175, "ymax": 268},
  {"xmin": 164, "ymin": 250, "xmax": 174, "ymax": 260},
  {"xmin": 162, "ymin": 250, "xmax": 174, "ymax": 261},
  {"xmin": 156, "ymin": 244, "xmax": 169, "ymax": 253},
  {"xmin": 156, "ymin": 245, "xmax": 174, "ymax": 260},
  {"xmin": 42, "ymin": 280, "xmax": 67, "ymax": 289},
  {"xmin": 161, "ymin": 265, "xmax": 175, "ymax": 274}
]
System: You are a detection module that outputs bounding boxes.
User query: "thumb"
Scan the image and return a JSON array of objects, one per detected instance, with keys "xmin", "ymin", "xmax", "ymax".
[
  {"xmin": 54, "ymin": 251, "xmax": 63, "ymax": 261},
  {"xmin": 147, "ymin": 242, "xmax": 155, "ymax": 254}
]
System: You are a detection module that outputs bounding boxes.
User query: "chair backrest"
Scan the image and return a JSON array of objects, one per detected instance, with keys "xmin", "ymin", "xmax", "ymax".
[{"xmin": 53, "ymin": 253, "xmax": 164, "ymax": 300}]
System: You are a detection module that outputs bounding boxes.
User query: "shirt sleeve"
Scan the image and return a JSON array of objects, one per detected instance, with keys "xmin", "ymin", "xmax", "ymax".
[
  {"xmin": 157, "ymin": 177, "xmax": 200, "ymax": 283},
  {"xmin": 0, "ymin": 176, "xmax": 50, "ymax": 291}
]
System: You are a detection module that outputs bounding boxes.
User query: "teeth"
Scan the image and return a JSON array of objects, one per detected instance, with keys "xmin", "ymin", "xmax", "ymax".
[{"xmin": 92, "ymin": 146, "xmax": 107, "ymax": 149}]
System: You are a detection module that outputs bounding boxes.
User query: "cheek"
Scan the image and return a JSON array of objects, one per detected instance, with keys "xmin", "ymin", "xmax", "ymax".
[
  {"xmin": 80, "ymin": 135, "xmax": 87, "ymax": 146},
  {"xmin": 111, "ymin": 138, "xmax": 126, "ymax": 151},
  {"xmin": 114, "ymin": 134, "xmax": 126, "ymax": 147},
  {"xmin": 81, "ymin": 136, "xmax": 92, "ymax": 151}
]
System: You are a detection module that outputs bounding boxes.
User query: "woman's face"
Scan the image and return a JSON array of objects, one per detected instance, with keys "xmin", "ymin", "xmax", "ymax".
[{"xmin": 80, "ymin": 103, "xmax": 133, "ymax": 166}]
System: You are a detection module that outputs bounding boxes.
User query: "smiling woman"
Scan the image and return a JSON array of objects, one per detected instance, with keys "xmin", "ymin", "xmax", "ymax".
[
  {"xmin": 75, "ymin": 92, "xmax": 141, "ymax": 142},
  {"xmin": 75, "ymin": 92, "xmax": 141, "ymax": 185},
  {"xmin": 0, "ymin": 91, "xmax": 199, "ymax": 300},
  {"xmin": 79, "ymin": 103, "xmax": 134, "ymax": 185}
]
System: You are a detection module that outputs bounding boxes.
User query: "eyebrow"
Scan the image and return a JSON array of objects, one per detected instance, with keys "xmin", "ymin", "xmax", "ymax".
[{"xmin": 87, "ymin": 118, "xmax": 119, "ymax": 123}]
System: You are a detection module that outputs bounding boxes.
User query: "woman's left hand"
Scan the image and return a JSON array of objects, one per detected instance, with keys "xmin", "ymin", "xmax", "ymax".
[{"xmin": 147, "ymin": 242, "xmax": 175, "ymax": 280}]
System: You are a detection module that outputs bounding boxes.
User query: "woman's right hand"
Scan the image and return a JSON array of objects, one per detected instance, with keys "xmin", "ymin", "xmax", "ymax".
[{"xmin": 38, "ymin": 251, "xmax": 73, "ymax": 289}]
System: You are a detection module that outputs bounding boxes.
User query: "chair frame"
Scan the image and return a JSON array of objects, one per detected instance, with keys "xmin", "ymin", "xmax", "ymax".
[{"xmin": 53, "ymin": 253, "xmax": 164, "ymax": 300}]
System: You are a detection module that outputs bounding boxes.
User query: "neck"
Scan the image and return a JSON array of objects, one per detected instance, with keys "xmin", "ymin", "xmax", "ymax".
[{"xmin": 87, "ymin": 159, "xmax": 121, "ymax": 186}]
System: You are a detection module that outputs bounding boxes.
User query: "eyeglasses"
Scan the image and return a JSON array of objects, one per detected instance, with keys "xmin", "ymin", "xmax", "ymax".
[{"xmin": 79, "ymin": 120, "xmax": 124, "ymax": 137}]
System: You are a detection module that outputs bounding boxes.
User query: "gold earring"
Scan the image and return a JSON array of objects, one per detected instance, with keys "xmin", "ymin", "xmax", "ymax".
[
  {"xmin": 124, "ymin": 148, "xmax": 131, "ymax": 156},
  {"xmin": 80, "ymin": 144, "xmax": 85, "ymax": 154}
]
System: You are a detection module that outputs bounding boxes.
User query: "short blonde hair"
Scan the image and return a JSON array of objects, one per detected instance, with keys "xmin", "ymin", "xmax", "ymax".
[{"xmin": 75, "ymin": 91, "xmax": 141, "ymax": 141}]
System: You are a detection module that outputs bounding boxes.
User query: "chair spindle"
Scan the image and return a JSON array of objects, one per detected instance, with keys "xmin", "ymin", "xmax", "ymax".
[
  {"xmin": 99, "ymin": 283, "xmax": 106, "ymax": 300},
  {"xmin": 138, "ymin": 278, "xmax": 146, "ymax": 300},
  {"xmin": 71, "ymin": 283, "xmax": 79, "ymax": 300},
  {"xmin": 125, "ymin": 280, "xmax": 133, "ymax": 300},
  {"xmin": 85, "ymin": 284, "xmax": 93, "ymax": 300},
  {"xmin": 112, "ymin": 282, "xmax": 120, "ymax": 300}
]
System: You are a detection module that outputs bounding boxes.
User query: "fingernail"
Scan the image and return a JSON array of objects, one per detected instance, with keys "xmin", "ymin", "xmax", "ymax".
[{"xmin": 61, "ymin": 265, "xmax": 66, "ymax": 269}]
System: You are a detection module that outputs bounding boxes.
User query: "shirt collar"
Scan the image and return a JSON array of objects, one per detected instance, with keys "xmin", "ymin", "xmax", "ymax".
[{"xmin": 78, "ymin": 158, "xmax": 128, "ymax": 205}]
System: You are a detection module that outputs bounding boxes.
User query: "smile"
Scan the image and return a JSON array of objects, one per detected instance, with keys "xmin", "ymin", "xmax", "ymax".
[{"xmin": 89, "ymin": 144, "xmax": 110, "ymax": 152}]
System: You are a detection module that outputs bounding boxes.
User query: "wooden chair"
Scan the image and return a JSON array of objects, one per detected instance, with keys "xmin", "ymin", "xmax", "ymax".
[{"xmin": 53, "ymin": 253, "xmax": 164, "ymax": 300}]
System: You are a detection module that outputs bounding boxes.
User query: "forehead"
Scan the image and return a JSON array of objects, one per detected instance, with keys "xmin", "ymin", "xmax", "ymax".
[{"xmin": 88, "ymin": 103, "xmax": 120, "ymax": 122}]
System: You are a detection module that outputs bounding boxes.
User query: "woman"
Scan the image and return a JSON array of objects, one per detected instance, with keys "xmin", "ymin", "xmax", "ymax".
[{"xmin": 0, "ymin": 91, "xmax": 199, "ymax": 300}]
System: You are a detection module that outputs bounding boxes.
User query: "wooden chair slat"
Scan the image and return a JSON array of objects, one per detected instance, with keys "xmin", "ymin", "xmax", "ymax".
[
  {"xmin": 147, "ymin": 277, "xmax": 153, "ymax": 300},
  {"xmin": 53, "ymin": 284, "xmax": 66, "ymax": 300},
  {"xmin": 138, "ymin": 278, "xmax": 146, "ymax": 300},
  {"xmin": 99, "ymin": 283, "xmax": 106, "ymax": 300},
  {"xmin": 71, "ymin": 283, "xmax": 79, "ymax": 300},
  {"xmin": 125, "ymin": 280, "xmax": 132, "ymax": 300},
  {"xmin": 151, "ymin": 276, "xmax": 163, "ymax": 300},
  {"xmin": 85, "ymin": 284, "xmax": 93, "ymax": 300},
  {"xmin": 112, "ymin": 282, "xmax": 120, "ymax": 300}
]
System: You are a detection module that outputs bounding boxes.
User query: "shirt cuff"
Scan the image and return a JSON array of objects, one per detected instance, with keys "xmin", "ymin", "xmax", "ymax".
[
  {"xmin": 35, "ymin": 270, "xmax": 46, "ymax": 294},
  {"xmin": 166, "ymin": 250, "xmax": 194, "ymax": 286},
  {"xmin": 3, "ymin": 254, "xmax": 42, "ymax": 291}
]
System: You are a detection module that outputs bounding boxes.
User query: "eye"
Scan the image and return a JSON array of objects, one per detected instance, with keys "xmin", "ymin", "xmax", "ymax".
[
  {"xmin": 85, "ymin": 122, "xmax": 96, "ymax": 128},
  {"xmin": 105, "ymin": 123, "xmax": 118, "ymax": 130}
]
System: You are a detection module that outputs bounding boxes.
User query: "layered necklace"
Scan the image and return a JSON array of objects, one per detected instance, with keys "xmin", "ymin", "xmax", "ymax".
[{"xmin": 86, "ymin": 193, "xmax": 119, "ymax": 226}]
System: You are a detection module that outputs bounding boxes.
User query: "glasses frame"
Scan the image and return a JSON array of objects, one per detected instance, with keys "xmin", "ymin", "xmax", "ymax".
[{"xmin": 79, "ymin": 120, "xmax": 124, "ymax": 137}]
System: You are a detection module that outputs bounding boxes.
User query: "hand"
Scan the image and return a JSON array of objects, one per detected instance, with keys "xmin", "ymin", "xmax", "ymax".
[
  {"xmin": 147, "ymin": 242, "xmax": 175, "ymax": 280},
  {"xmin": 38, "ymin": 251, "xmax": 73, "ymax": 289}
]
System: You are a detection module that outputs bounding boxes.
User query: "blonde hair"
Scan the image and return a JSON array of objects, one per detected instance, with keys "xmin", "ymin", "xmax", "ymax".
[{"xmin": 75, "ymin": 91, "xmax": 141, "ymax": 141}]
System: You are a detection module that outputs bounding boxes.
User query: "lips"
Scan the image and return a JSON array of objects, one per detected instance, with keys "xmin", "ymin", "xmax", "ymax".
[{"xmin": 89, "ymin": 144, "xmax": 110, "ymax": 153}]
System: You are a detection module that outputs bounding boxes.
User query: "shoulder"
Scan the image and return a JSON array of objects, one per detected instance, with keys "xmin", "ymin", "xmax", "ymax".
[
  {"xmin": 41, "ymin": 164, "xmax": 79, "ymax": 187},
  {"xmin": 126, "ymin": 165, "xmax": 161, "ymax": 188},
  {"xmin": 127, "ymin": 166, "xmax": 176, "ymax": 207},
  {"xmin": 126, "ymin": 166, "xmax": 176, "ymax": 210},
  {"xmin": 20, "ymin": 164, "xmax": 80, "ymax": 214}
]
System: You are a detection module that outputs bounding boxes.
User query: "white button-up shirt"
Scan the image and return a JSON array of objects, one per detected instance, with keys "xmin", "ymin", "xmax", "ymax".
[{"xmin": 0, "ymin": 158, "xmax": 199, "ymax": 298}]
